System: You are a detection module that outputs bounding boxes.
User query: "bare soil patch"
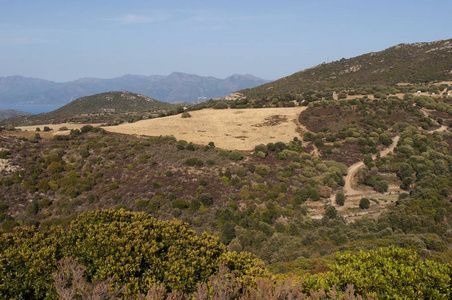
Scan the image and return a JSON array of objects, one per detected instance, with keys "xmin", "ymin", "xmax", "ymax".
[{"xmin": 104, "ymin": 107, "xmax": 307, "ymax": 151}]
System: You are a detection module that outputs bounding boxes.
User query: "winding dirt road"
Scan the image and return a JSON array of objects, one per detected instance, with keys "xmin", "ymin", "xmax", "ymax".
[{"xmin": 344, "ymin": 135, "xmax": 400, "ymax": 195}]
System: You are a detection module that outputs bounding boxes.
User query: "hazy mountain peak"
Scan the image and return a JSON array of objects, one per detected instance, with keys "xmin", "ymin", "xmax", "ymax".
[{"xmin": 0, "ymin": 72, "xmax": 269, "ymax": 106}]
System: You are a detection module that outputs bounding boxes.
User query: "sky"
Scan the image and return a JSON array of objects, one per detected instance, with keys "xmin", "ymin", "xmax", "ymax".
[{"xmin": 1, "ymin": 0, "xmax": 451, "ymax": 82}]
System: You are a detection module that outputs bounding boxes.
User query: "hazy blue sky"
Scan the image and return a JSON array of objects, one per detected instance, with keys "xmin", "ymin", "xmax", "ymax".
[{"xmin": 1, "ymin": 0, "xmax": 451, "ymax": 82}]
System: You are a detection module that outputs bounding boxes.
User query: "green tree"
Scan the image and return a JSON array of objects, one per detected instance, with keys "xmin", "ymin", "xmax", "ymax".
[
  {"xmin": 335, "ymin": 191, "xmax": 345, "ymax": 206},
  {"xmin": 359, "ymin": 197, "xmax": 370, "ymax": 209}
]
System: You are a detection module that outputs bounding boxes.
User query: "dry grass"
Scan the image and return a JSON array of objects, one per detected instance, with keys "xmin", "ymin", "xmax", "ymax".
[
  {"xmin": 17, "ymin": 122, "xmax": 103, "ymax": 132},
  {"xmin": 105, "ymin": 107, "xmax": 307, "ymax": 151}
]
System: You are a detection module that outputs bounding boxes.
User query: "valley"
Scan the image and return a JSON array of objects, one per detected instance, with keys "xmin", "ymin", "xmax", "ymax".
[{"xmin": 0, "ymin": 38, "xmax": 451, "ymax": 298}]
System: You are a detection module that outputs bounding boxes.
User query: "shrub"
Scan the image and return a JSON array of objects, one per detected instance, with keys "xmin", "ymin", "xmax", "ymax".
[
  {"xmin": 228, "ymin": 151, "xmax": 243, "ymax": 161},
  {"xmin": 0, "ymin": 150, "xmax": 11, "ymax": 159},
  {"xmin": 323, "ymin": 246, "xmax": 452, "ymax": 299},
  {"xmin": 199, "ymin": 193, "xmax": 213, "ymax": 206},
  {"xmin": 256, "ymin": 151, "xmax": 266, "ymax": 159},
  {"xmin": 359, "ymin": 197, "xmax": 370, "ymax": 209},
  {"xmin": 185, "ymin": 157, "xmax": 203, "ymax": 166},
  {"xmin": 335, "ymin": 191, "xmax": 345, "ymax": 206},
  {"xmin": 254, "ymin": 144, "xmax": 268, "ymax": 155},
  {"xmin": 172, "ymin": 198, "xmax": 189, "ymax": 210},
  {"xmin": 135, "ymin": 199, "xmax": 149, "ymax": 210},
  {"xmin": 213, "ymin": 102, "xmax": 228, "ymax": 109},
  {"xmin": 255, "ymin": 164, "xmax": 270, "ymax": 177},
  {"xmin": 109, "ymin": 183, "xmax": 119, "ymax": 190},
  {"xmin": 0, "ymin": 209, "xmax": 267, "ymax": 297},
  {"xmin": 25, "ymin": 200, "xmax": 39, "ymax": 217},
  {"xmin": 324, "ymin": 206, "xmax": 337, "ymax": 219},
  {"xmin": 80, "ymin": 125, "xmax": 93, "ymax": 133},
  {"xmin": 217, "ymin": 149, "xmax": 229, "ymax": 157}
]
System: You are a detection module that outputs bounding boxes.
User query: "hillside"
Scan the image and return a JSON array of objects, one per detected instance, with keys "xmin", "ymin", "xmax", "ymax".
[
  {"xmin": 48, "ymin": 91, "xmax": 174, "ymax": 115},
  {"xmin": 0, "ymin": 109, "xmax": 31, "ymax": 120},
  {"xmin": 241, "ymin": 39, "xmax": 452, "ymax": 98},
  {"xmin": 1, "ymin": 91, "xmax": 177, "ymax": 126},
  {"xmin": 1, "ymin": 39, "xmax": 452, "ymax": 298},
  {"xmin": 0, "ymin": 72, "xmax": 269, "ymax": 106}
]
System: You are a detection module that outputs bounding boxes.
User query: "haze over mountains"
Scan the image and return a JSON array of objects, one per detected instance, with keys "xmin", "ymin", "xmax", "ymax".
[{"xmin": 0, "ymin": 72, "xmax": 269, "ymax": 107}]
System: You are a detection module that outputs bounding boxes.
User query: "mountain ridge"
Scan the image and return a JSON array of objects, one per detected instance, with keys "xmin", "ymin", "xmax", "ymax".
[
  {"xmin": 240, "ymin": 38, "xmax": 452, "ymax": 98},
  {"xmin": 0, "ymin": 72, "xmax": 269, "ymax": 106}
]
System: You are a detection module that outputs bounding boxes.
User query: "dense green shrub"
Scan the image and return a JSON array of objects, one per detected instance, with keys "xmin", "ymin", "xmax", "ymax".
[
  {"xmin": 185, "ymin": 157, "xmax": 203, "ymax": 166},
  {"xmin": 228, "ymin": 150, "xmax": 243, "ymax": 161},
  {"xmin": 313, "ymin": 246, "xmax": 452, "ymax": 299},
  {"xmin": 199, "ymin": 193, "xmax": 213, "ymax": 206},
  {"xmin": 0, "ymin": 209, "xmax": 266, "ymax": 297},
  {"xmin": 213, "ymin": 102, "xmax": 228, "ymax": 109},
  {"xmin": 335, "ymin": 191, "xmax": 345, "ymax": 206},
  {"xmin": 359, "ymin": 198, "xmax": 370, "ymax": 209}
]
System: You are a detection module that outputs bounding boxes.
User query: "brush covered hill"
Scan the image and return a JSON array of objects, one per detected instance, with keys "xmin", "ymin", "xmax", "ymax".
[
  {"xmin": 241, "ymin": 39, "xmax": 452, "ymax": 98},
  {"xmin": 48, "ymin": 91, "xmax": 175, "ymax": 116},
  {"xmin": 1, "ymin": 91, "xmax": 178, "ymax": 126},
  {"xmin": 0, "ymin": 109, "xmax": 31, "ymax": 120}
]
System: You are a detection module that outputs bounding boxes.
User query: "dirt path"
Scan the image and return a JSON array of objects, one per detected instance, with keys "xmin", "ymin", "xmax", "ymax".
[
  {"xmin": 429, "ymin": 125, "xmax": 448, "ymax": 133},
  {"xmin": 343, "ymin": 135, "xmax": 400, "ymax": 196}
]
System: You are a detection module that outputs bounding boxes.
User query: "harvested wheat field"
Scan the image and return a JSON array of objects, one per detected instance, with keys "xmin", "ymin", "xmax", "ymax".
[{"xmin": 106, "ymin": 107, "xmax": 307, "ymax": 150}]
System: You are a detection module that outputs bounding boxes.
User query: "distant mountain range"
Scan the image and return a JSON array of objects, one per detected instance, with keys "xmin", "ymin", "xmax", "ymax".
[
  {"xmin": 241, "ymin": 38, "xmax": 452, "ymax": 98},
  {"xmin": 0, "ymin": 72, "xmax": 269, "ymax": 106}
]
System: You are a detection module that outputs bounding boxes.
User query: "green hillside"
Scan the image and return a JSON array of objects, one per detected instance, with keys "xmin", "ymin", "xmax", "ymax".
[
  {"xmin": 241, "ymin": 39, "xmax": 452, "ymax": 99},
  {"xmin": 1, "ymin": 39, "xmax": 452, "ymax": 298},
  {"xmin": 0, "ymin": 91, "xmax": 178, "ymax": 126},
  {"xmin": 48, "ymin": 91, "xmax": 175, "ymax": 116}
]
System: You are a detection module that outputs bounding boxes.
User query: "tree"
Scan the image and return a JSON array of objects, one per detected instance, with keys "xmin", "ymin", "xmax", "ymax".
[
  {"xmin": 324, "ymin": 206, "xmax": 337, "ymax": 219},
  {"xmin": 335, "ymin": 191, "xmax": 345, "ymax": 206},
  {"xmin": 228, "ymin": 151, "xmax": 243, "ymax": 161},
  {"xmin": 359, "ymin": 197, "xmax": 370, "ymax": 209}
]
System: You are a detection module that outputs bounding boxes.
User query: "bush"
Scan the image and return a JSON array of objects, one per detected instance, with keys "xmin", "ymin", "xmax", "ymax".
[
  {"xmin": 0, "ymin": 209, "xmax": 266, "ymax": 297},
  {"xmin": 323, "ymin": 246, "xmax": 451, "ymax": 299},
  {"xmin": 335, "ymin": 191, "xmax": 345, "ymax": 206},
  {"xmin": 324, "ymin": 206, "xmax": 337, "ymax": 219},
  {"xmin": 254, "ymin": 144, "xmax": 268, "ymax": 156},
  {"xmin": 255, "ymin": 164, "xmax": 270, "ymax": 177},
  {"xmin": 185, "ymin": 157, "xmax": 203, "ymax": 166},
  {"xmin": 171, "ymin": 198, "xmax": 189, "ymax": 210},
  {"xmin": 80, "ymin": 125, "xmax": 93, "ymax": 133},
  {"xmin": 213, "ymin": 102, "xmax": 228, "ymax": 109},
  {"xmin": 228, "ymin": 151, "xmax": 243, "ymax": 161},
  {"xmin": 181, "ymin": 112, "xmax": 191, "ymax": 118},
  {"xmin": 199, "ymin": 193, "xmax": 213, "ymax": 206},
  {"xmin": 359, "ymin": 197, "xmax": 370, "ymax": 209},
  {"xmin": 135, "ymin": 199, "xmax": 149, "ymax": 210}
]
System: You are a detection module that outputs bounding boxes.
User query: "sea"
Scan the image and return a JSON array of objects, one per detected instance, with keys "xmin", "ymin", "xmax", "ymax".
[{"xmin": 0, "ymin": 105, "xmax": 62, "ymax": 114}]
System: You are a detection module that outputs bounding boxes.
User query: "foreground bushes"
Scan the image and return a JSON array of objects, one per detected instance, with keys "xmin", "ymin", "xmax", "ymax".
[{"xmin": 0, "ymin": 209, "xmax": 265, "ymax": 298}]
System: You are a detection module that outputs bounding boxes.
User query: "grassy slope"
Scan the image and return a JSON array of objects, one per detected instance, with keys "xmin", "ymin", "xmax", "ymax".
[{"xmin": 241, "ymin": 39, "xmax": 452, "ymax": 98}]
